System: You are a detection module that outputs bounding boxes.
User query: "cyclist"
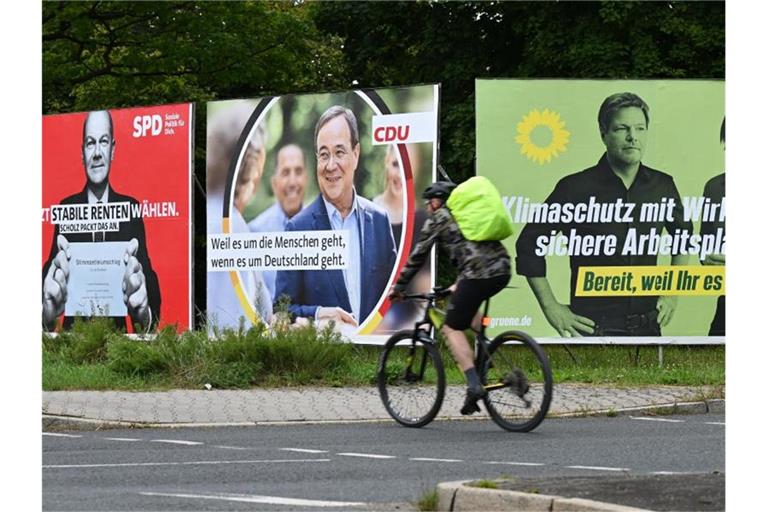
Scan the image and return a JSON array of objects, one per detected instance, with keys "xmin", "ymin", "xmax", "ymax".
[{"xmin": 388, "ymin": 180, "xmax": 512, "ymax": 414}]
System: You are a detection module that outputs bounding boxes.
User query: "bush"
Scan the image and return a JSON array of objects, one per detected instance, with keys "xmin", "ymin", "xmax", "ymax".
[
  {"xmin": 107, "ymin": 338, "xmax": 167, "ymax": 376},
  {"xmin": 44, "ymin": 317, "xmax": 362, "ymax": 389},
  {"xmin": 60, "ymin": 317, "xmax": 121, "ymax": 364}
]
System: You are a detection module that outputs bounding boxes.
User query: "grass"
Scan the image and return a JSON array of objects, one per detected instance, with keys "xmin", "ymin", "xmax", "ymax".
[
  {"xmin": 470, "ymin": 479, "xmax": 499, "ymax": 489},
  {"xmin": 42, "ymin": 318, "xmax": 725, "ymax": 391},
  {"xmin": 415, "ymin": 489, "xmax": 438, "ymax": 511}
]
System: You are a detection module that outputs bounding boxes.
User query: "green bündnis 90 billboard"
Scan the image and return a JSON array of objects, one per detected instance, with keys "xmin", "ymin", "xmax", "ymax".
[{"xmin": 476, "ymin": 79, "xmax": 725, "ymax": 342}]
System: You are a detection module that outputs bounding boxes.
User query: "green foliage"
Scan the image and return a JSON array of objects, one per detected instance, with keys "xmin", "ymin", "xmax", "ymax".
[
  {"xmin": 42, "ymin": 320, "xmax": 724, "ymax": 391},
  {"xmin": 416, "ymin": 489, "xmax": 438, "ymax": 512},
  {"xmin": 65, "ymin": 317, "xmax": 120, "ymax": 364},
  {"xmin": 471, "ymin": 479, "xmax": 499, "ymax": 489},
  {"xmin": 42, "ymin": 317, "xmax": 361, "ymax": 390},
  {"xmin": 312, "ymin": 1, "xmax": 724, "ymax": 184},
  {"xmin": 108, "ymin": 338, "xmax": 168, "ymax": 376},
  {"xmin": 43, "ymin": 1, "xmax": 348, "ymax": 113}
]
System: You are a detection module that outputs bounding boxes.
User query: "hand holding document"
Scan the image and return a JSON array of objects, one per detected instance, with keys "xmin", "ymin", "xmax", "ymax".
[{"xmin": 65, "ymin": 241, "xmax": 129, "ymax": 317}]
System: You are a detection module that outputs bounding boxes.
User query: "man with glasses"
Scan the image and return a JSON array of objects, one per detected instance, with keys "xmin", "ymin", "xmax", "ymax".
[{"xmin": 274, "ymin": 105, "xmax": 396, "ymax": 328}]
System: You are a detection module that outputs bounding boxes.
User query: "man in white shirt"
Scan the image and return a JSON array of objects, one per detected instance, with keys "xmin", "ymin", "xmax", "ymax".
[{"xmin": 42, "ymin": 110, "xmax": 160, "ymax": 332}]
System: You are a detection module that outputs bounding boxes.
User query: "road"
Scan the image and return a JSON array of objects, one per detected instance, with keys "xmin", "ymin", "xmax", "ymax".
[{"xmin": 43, "ymin": 413, "xmax": 724, "ymax": 511}]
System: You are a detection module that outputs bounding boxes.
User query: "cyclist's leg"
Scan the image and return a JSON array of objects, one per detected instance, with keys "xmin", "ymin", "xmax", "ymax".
[
  {"xmin": 470, "ymin": 310, "xmax": 484, "ymax": 332},
  {"xmin": 440, "ymin": 324, "xmax": 474, "ymax": 371},
  {"xmin": 441, "ymin": 312, "xmax": 481, "ymax": 415},
  {"xmin": 443, "ymin": 278, "xmax": 501, "ymax": 414}
]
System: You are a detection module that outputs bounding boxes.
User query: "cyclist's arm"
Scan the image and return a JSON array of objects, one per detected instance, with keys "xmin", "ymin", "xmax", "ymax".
[{"xmin": 393, "ymin": 213, "xmax": 444, "ymax": 292}]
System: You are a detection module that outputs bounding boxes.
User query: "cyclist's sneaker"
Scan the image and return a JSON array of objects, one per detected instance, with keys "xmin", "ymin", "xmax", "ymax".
[{"xmin": 460, "ymin": 385, "xmax": 487, "ymax": 415}]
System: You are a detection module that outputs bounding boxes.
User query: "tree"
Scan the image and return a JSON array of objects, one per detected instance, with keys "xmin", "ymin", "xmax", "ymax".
[
  {"xmin": 311, "ymin": 0, "xmax": 724, "ymax": 183},
  {"xmin": 43, "ymin": 1, "xmax": 348, "ymax": 113}
]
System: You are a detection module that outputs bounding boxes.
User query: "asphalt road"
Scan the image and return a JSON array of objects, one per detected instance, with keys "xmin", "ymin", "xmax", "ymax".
[{"xmin": 43, "ymin": 413, "xmax": 725, "ymax": 511}]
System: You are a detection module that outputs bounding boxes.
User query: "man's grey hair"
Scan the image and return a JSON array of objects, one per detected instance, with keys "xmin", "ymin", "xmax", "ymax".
[{"xmin": 314, "ymin": 105, "xmax": 359, "ymax": 152}]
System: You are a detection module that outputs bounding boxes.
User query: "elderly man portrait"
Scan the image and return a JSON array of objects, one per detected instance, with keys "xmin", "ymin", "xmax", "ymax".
[{"xmin": 274, "ymin": 105, "xmax": 396, "ymax": 327}]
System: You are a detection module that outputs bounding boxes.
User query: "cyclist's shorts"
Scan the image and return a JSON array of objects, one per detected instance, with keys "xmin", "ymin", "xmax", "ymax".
[{"xmin": 445, "ymin": 274, "xmax": 511, "ymax": 330}]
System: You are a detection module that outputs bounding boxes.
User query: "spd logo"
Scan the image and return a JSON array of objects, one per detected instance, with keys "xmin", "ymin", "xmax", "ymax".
[{"xmin": 132, "ymin": 115, "xmax": 163, "ymax": 137}]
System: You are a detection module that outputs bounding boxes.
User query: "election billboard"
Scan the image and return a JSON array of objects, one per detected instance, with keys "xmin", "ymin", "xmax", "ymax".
[
  {"xmin": 206, "ymin": 85, "xmax": 438, "ymax": 341},
  {"xmin": 42, "ymin": 104, "xmax": 194, "ymax": 333},
  {"xmin": 476, "ymin": 80, "xmax": 725, "ymax": 342}
]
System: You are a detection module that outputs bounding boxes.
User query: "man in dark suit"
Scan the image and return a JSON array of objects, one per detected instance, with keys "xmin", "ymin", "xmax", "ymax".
[
  {"xmin": 275, "ymin": 105, "xmax": 396, "ymax": 327},
  {"xmin": 515, "ymin": 92, "xmax": 691, "ymax": 337},
  {"xmin": 42, "ymin": 110, "xmax": 160, "ymax": 333}
]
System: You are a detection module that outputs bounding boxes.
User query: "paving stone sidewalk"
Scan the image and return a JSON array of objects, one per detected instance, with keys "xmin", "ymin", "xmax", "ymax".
[{"xmin": 42, "ymin": 384, "xmax": 722, "ymax": 429}]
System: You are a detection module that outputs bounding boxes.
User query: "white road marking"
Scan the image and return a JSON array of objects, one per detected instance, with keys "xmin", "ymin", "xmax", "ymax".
[
  {"xmin": 566, "ymin": 465, "xmax": 629, "ymax": 472},
  {"xmin": 629, "ymin": 416, "xmax": 685, "ymax": 423},
  {"xmin": 140, "ymin": 491, "xmax": 365, "ymax": 508},
  {"xmin": 705, "ymin": 422, "xmax": 725, "ymax": 426},
  {"xmin": 212, "ymin": 445, "xmax": 249, "ymax": 450},
  {"xmin": 43, "ymin": 458, "xmax": 330, "ymax": 469},
  {"xmin": 43, "ymin": 433, "xmax": 82, "ymax": 438},
  {"xmin": 150, "ymin": 439, "xmax": 204, "ymax": 446},
  {"xmin": 281, "ymin": 448, "xmax": 329, "ymax": 454},
  {"xmin": 410, "ymin": 457, "xmax": 463, "ymax": 463},
  {"xmin": 103, "ymin": 437, "xmax": 142, "ymax": 442},
  {"xmin": 652, "ymin": 471, "xmax": 695, "ymax": 475},
  {"xmin": 338, "ymin": 452, "xmax": 396, "ymax": 459},
  {"xmin": 485, "ymin": 461, "xmax": 545, "ymax": 467}
]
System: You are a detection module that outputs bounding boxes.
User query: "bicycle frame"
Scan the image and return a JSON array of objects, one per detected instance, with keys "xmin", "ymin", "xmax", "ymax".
[{"xmin": 404, "ymin": 291, "xmax": 505, "ymax": 392}]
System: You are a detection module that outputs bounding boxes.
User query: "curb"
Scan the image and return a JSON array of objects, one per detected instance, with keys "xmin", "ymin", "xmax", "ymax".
[
  {"xmin": 563, "ymin": 398, "xmax": 725, "ymax": 419},
  {"xmin": 436, "ymin": 480, "xmax": 650, "ymax": 512},
  {"xmin": 41, "ymin": 414, "xmax": 403, "ymax": 432},
  {"xmin": 43, "ymin": 415, "xmax": 146, "ymax": 432},
  {"xmin": 42, "ymin": 399, "xmax": 725, "ymax": 432}
]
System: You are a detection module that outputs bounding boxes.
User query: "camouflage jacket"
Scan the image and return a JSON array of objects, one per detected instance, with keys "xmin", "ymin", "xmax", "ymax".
[{"xmin": 394, "ymin": 207, "xmax": 511, "ymax": 291}]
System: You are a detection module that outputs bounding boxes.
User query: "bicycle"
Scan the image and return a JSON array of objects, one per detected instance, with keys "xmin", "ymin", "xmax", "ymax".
[{"xmin": 377, "ymin": 287, "xmax": 553, "ymax": 432}]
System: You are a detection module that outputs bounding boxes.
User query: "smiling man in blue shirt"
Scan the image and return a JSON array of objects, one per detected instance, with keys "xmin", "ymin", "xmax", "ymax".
[{"xmin": 275, "ymin": 105, "xmax": 396, "ymax": 328}]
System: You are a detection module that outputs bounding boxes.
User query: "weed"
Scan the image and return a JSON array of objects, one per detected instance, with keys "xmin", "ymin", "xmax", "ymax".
[
  {"xmin": 107, "ymin": 338, "xmax": 167, "ymax": 376},
  {"xmin": 416, "ymin": 489, "xmax": 438, "ymax": 511},
  {"xmin": 471, "ymin": 479, "xmax": 498, "ymax": 489},
  {"xmin": 66, "ymin": 317, "xmax": 119, "ymax": 363}
]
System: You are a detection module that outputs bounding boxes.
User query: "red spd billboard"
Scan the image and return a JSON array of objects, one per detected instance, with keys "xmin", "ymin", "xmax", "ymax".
[{"xmin": 42, "ymin": 104, "xmax": 194, "ymax": 333}]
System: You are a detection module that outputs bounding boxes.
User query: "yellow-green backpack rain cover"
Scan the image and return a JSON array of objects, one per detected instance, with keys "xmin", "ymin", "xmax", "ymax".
[{"xmin": 446, "ymin": 176, "xmax": 514, "ymax": 241}]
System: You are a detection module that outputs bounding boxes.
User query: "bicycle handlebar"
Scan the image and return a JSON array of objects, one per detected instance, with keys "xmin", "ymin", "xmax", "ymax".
[{"xmin": 399, "ymin": 287, "xmax": 452, "ymax": 301}]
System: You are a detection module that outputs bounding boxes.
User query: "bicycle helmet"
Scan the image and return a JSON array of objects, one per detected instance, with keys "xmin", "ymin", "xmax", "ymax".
[{"xmin": 422, "ymin": 181, "xmax": 456, "ymax": 200}]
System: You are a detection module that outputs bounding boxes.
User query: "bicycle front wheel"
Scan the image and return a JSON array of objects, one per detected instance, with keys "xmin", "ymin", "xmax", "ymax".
[
  {"xmin": 482, "ymin": 330, "xmax": 552, "ymax": 432},
  {"xmin": 377, "ymin": 330, "xmax": 446, "ymax": 428}
]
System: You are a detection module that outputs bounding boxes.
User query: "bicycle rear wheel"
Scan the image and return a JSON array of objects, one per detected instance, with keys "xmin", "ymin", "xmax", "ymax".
[
  {"xmin": 482, "ymin": 330, "xmax": 552, "ymax": 432},
  {"xmin": 377, "ymin": 330, "xmax": 445, "ymax": 428}
]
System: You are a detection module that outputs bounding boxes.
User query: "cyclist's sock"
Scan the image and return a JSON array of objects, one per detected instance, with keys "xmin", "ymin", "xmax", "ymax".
[{"xmin": 464, "ymin": 367, "xmax": 480, "ymax": 389}]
